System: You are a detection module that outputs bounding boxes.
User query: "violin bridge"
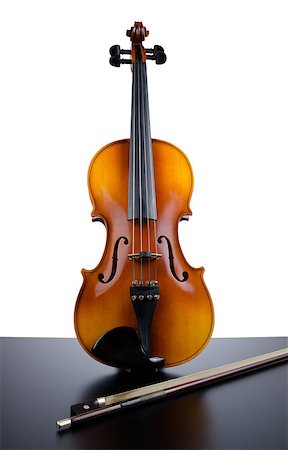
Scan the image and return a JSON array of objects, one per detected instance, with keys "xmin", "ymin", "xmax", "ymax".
[{"xmin": 128, "ymin": 251, "xmax": 162, "ymax": 261}]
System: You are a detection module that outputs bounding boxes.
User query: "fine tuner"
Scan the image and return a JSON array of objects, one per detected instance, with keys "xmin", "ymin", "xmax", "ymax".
[{"xmin": 109, "ymin": 44, "xmax": 166, "ymax": 67}]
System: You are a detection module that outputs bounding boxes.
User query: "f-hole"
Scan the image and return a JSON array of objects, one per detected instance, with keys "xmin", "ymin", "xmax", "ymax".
[
  {"xmin": 98, "ymin": 236, "xmax": 129, "ymax": 283},
  {"xmin": 157, "ymin": 235, "xmax": 188, "ymax": 282}
]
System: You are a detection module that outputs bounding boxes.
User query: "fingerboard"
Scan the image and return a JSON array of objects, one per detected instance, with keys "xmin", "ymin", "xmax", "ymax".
[{"xmin": 128, "ymin": 61, "xmax": 157, "ymax": 220}]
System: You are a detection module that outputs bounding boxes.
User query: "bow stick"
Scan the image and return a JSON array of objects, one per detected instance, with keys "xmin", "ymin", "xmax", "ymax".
[{"xmin": 57, "ymin": 347, "xmax": 288, "ymax": 430}]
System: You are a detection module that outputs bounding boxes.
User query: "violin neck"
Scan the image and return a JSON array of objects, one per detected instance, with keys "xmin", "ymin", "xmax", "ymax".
[{"xmin": 128, "ymin": 61, "xmax": 157, "ymax": 221}]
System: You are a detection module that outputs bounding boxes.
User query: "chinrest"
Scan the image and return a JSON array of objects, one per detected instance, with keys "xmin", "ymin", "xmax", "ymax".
[{"xmin": 92, "ymin": 326, "xmax": 165, "ymax": 370}]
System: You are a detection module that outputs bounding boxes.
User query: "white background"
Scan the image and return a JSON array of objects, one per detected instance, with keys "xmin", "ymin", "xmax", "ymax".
[{"xmin": 0, "ymin": 0, "xmax": 287, "ymax": 338}]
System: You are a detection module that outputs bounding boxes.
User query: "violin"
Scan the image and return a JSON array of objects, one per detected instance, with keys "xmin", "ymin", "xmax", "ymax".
[{"xmin": 74, "ymin": 22, "xmax": 214, "ymax": 370}]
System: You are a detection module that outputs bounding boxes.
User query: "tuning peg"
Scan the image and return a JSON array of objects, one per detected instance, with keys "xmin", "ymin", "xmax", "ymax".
[
  {"xmin": 155, "ymin": 51, "xmax": 167, "ymax": 65},
  {"xmin": 154, "ymin": 45, "xmax": 164, "ymax": 53},
  {"xmin": 109, "ymin": 55, "xmax": 132, "ymax": 67},
  {"xmin": 145, "ymin": 45, "xmax": 167, "ymax": 65},
  {"xmin": 110, "ymin": 45, "xmax": 121, "ymax": 57},
  {"xmin": 146, "ymin": 45, "xmax": 165, "ymax": 54},
  {"xmin": 110, "ymin": 45, "xmax": 131, "ymax": 56},
  {"xmin": 109, "ymin": 55, "xmax": 121, "ymax": 67},
  {"xmin": 146, "ymin": 52, "xmax": 167, "ymax": 64},
  {"xmin": 109, "ymin": 45, "xmax": 132, "ymax": 67}
]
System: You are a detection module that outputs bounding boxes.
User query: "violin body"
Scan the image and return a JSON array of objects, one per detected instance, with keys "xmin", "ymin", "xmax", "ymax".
[
  {"xmin": 74, "ymin": 22, "xmax": 214, "ymax": 370},
  {"xmin": 74, "ymin": 138, "xmax": 214, "ymax": 367}
]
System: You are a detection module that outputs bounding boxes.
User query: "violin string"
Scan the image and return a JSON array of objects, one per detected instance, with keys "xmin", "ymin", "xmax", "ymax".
[
  {"xmin": 142, "ymin": 61, "xmax": 158, "ymax": 282},
  {"xmin": 137, "ymin": 62, "xmax": 143, "ymax": 283},
  {"xmin": 131, "ymin": 61, "xmax": 136, "ymax": 283},
  {"xmin": 141, "ymin": 61, "xmax": 151, "ymax": 283}
]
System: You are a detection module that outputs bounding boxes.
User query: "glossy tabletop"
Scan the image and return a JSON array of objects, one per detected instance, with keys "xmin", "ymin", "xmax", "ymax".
[{"xmin": 1, "ymin": 336, "xmax": 287, "ymax": 449}]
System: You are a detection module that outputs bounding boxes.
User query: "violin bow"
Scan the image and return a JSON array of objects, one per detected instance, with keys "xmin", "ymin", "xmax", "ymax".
[{"xmin": 57, "ymin": 347, "xmax": 288, "ymax": 430}]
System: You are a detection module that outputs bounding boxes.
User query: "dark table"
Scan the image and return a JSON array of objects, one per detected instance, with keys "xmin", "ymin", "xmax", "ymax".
[{"xmin": 1, "ymin": 336, "xmax": 287, "ymax": 449}]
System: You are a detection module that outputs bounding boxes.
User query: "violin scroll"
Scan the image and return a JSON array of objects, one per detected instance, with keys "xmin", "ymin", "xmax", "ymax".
[
  {"xmin": 109, "ymin": 21, "xmax": 166, "ymax": 67},
  {"xmin": 126, "ymin": 21, "xmax": 149, "ymax": 43}
]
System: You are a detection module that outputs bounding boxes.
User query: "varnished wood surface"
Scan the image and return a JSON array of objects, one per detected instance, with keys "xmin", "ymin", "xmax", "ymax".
[{"xmin": 74, "ymin": 139, "xmax": 214, "ymax": 367}]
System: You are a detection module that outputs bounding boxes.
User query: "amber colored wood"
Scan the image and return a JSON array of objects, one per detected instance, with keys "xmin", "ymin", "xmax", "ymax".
[
  {"xmin": 74, "ymin": 138, "xmax": 214, "ymax": 367},
  {"xmin": 127, "ymin": 22, "xmax": 149, "ymax": 43},
  {"xmin": 128, "ymin": 22, "xmax": 148, "ymax": 63}
]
